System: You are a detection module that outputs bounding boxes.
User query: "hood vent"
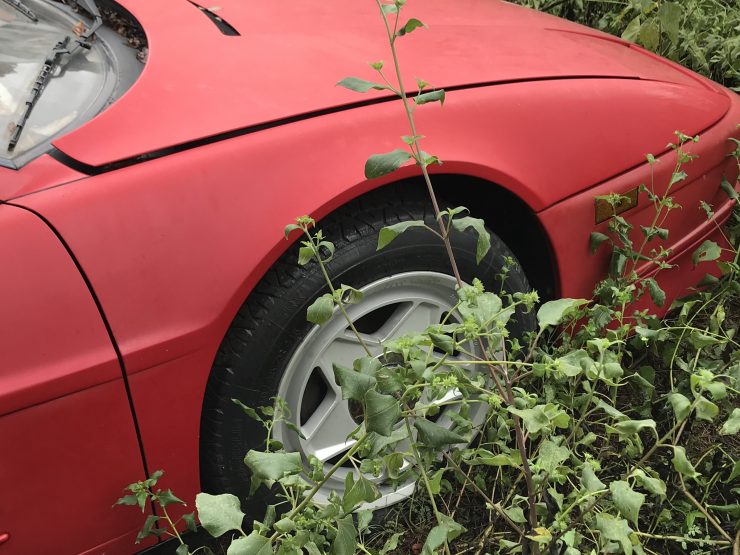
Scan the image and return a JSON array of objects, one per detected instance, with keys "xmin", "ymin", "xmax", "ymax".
[{"xmin": 187, "ymin": 1, "xmax": 240, "ymax": 36}]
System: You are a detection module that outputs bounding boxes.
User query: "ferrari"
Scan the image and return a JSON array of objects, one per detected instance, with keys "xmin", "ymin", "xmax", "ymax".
[{"xmin": 0, "ymin": 0, "xmax": 738, "ymax": 553}]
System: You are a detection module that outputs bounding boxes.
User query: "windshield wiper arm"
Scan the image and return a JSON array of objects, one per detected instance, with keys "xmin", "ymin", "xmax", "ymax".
[
  {"xmin": 1, "ymin": 0, "xmax": 38, "ymax": 22},
  {"xmin": 7, "ymin": 0, "xmax": 103, "ymax": 151}
]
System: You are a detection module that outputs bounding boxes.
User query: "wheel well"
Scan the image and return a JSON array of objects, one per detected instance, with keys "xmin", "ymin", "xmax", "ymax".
[{"xmin": 371, "ymin": 174, "xmax": 559, "ymax": 300}]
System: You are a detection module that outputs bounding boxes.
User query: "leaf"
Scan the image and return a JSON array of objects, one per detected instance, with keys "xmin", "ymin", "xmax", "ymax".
[
  {"xmin": 336, "ymin": 77, "xmax": 388, "ymax": 93},
  {"xmin": 227, "ymin": 532, "xmax": 272, "ymax": 555},
  {"xmin": 657, "ymin": 2, "xmax": 682, "ymax": 44},
  {"xmin": 612, "ymin": 419, "xmax": 656, "ymax": 437},
  {"xmin": 195, "ymin": 493, "xmax": 245, "ymax": 537},
  {"xmin": 536, "ymin": 439, "xmax": 569, "ymax": 474},
  {"xmin": 333, "ymin": 364, "xmax": 377, "ymax": 401},
  {"xmin": 667, "ymin": 393, "xmax": 691, "ymax": 421},
  {"xmin": 273, "ymin": 517, "xmax": 295, "ymax": 533},
  {"xmin": 727, "ymin": 460, "xmax": 740, "ymax": 482},
  {"xmin": 581, "ymin": 465, "xmax": 606, "ymax": 492},
  {"xmin": 504, "ymin": 506, "xmax": 527, "ymax": 524},
  {"xmin": 298, "ymin": 246, "xmax": 314, "ymax": 266},
  {"xmin": 232, "ymin": 399, "xmax": 261, "ymax": 422},
  {"xmin": 621, "ymin": 14, "xmax": 642, "ymax": 42},
  {"xmin": 176, "ymin": 544, "xmax": 190, "ymax": 555},
  {"xmin": 556, "ymin": 349, "xmax": 591, "ymax": 377},
  {"xmin": 689, "ymin": 330, "xmax": 722, "ymax": 349},
  {"xmin": 672, "ymin": 446, "xmax": 700, "ymax": 480},
  {"xmin": 422, "ymin": 515, "xmax": 465, "ymax": 555},
  {"xmin": 451, "ymin": 216, "xmax": 490, "ymax": 263},
  {"xmin": 720, "ymin": 178, "xmax": 739, "ymax": 201},
  {"xmin": 695, "ymin": 396, "xmax": 719, "ymax": 422},
  {"xmin": 183, "ymin": 512, "xmax": 198, "ymax": 533},
  {"xmin": 631, "ymin": 469, "xmax": 666, "ymax": 498},
  {"xmin": 397, "ymin": 17, "xmax": 426, "ymax": 36},
  {"xmin": 357, "ymin": 509, "xmax": 373, "ymax": 532},
  {"xmin": 365, "ymin": 149, "xmax": 412, "ymax": 179},
  {"xmin": 113, "ymin": 494, "xmax": 139, "ymax": 507},
  {"xmin": 380, "ymin": 532, "xmax": 402, "ymax": 554},
  {"xmin": 377, "ymin": 220, "xmax": 428, "ymax": 250},
  {"xmin": 669, "ymin": 170, "xmax": 687, "ymax": 186},
  {"xmin": 365, "ymin": 390, "xmax": 401, "ymax": 436},
  {"xmin": 332, "ymin": 515, "xmax": 357, "ymax": 555},
  {"xmin": 155, "ymin": 489, "xmax": 185, "ymax": 507},
  {"xmin": 307, "ymin": 293, "xmax": 335, "ymax": 325},
  {"xmin": 610, "ymin": 480, "xmax": 645, "ymax": 525},
  {"xmin": 337, "ymin": 284, "xmax": 363, "ymax": 305},
  {"xmin": 429, "ymin": 332, "xmax": 454, "ymax": 354},
  {"xmin": 284, "ymin": 223, "xmax": 303, "ymax": 239},
  {"xmin": 645, "ymin": 278, "xmax": 665, "ymax": 307},
  {"xmin": 467, "ymin": 448, "xmax": 521, "ymax": 467},
  {"xmin": 589, "ymin": 231, "xmax": 609, "ymax": 254},
  {"xmin": 638, "ymin": 19, "xmax": 660, "ymax": 51},
  {"xmin": 508, "ymin": 406, "xmax": 549, "ymax": 435},
  {"xmin": 414, "ymin": 89, "xmax": 445, "ymax": 106},
  {"xmin": 595, "ymin": 513, "xmax": 634, "ymax": 555},
  {"xmin": 136, "ymin": 514, "xmax": 164, "ymax": 543},
  {"xmin": 428, "ymin": 468, "xmax": 446, "ymax": 494},
  {"xmin": 458, "ymin": 291, "xmax": 503, "ymax": 326},
  {"xmin": 720, "ymin": 408, "xmax": 740, "ymax": 435},
  {"xmin": 414, "ymin": 417, "xmax": 467, "ymax": 448},
  {"xmin": 692, "ymin": 240, "xmax": 721, "ymax": 265},
  {"xmin": 342, "ymin": 472, "xmax": 380, "ymax": 513},
  {"xmin": 537, "ymin": 298, "xmax": 588, "ymax": 330},
  {"xmin": 243, "ymin": 451, "xmax": 303, "ymax": 487}
]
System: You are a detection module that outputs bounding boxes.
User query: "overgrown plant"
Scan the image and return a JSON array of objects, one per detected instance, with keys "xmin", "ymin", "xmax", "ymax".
[
  {"xmin": 514, "ymin": 0, "xmax": 740, "ymax": 91},
  {"xmin": 117, "ymin": 3, "xmax": 740, "ymax": 554}
]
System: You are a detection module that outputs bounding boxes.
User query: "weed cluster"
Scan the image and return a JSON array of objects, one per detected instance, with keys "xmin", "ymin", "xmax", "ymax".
[{"xmin": 514, "ymin": 0, "xmax": 740, "ymax": 91}]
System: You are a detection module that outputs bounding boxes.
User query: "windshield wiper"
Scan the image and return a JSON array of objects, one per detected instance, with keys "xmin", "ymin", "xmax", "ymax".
[
  {"xmin": 7, "ymin": 0, "xmax": 103, "ymax": 151},
  {"xmin": 1, "ymin": 0, "xmax": 38, "ymax": 22}
]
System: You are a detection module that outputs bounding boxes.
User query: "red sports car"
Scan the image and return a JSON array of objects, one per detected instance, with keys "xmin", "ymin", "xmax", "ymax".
[{"xmin": 0, "ymin": 0, "xmax": 738, "ymax": 553}]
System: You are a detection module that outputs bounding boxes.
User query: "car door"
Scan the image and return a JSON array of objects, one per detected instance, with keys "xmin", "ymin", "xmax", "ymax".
[{"xmin": 0, "ymin": 204, "xmax": 148, "ymax": 555}]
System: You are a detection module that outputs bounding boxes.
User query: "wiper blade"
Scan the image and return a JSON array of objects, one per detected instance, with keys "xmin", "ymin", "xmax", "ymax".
[
  {"xmin": 1, "ymin": 0, "xmax": 38, "ymax": 22},
  {"xmin": 7, "ymin": 0, "xmax": 103, "ymax": 151}
]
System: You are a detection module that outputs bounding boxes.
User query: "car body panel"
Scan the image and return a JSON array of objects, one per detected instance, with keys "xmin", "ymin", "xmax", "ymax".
[
  {"xmin": 540, "ymin": 110, "xmax": 740, "ymax": 300},
  {"xmin": 0, "ymin": 154, "xmax": 86, "ymax": 201},
  {"xmin": 52, "ymin": 0, "xmax": 721, "ymax": 168},
  {"xmin": 0, "ymin": 380, "xmax": 148, "ymax": 555},
  {"xmin": 0, "ymin": 205, "xmax": 120, "ymax": 416},
  {"xmin": 0, "ymin": 205, "xmax": 148, "ymax": 554}
]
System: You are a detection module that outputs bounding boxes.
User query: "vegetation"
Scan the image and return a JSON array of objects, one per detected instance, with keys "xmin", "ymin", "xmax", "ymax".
[
  {"xmin": 513, "ymin": 0, "xmax": 740, "ymax": 91},
  {"xmin": 116, "ymin": 1, "xmax": 740, "ymax": 553}
]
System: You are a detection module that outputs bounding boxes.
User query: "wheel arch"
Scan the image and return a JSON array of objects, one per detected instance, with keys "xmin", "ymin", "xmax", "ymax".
[{"xmin": 308, "ymin": 172, "xmax": 560, "ymax": 302}]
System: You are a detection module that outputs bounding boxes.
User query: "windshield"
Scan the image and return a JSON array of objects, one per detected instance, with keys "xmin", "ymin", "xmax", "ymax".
[{"xmin": 0, "ymin": 0, "xmax": 116, "ymax": 167}]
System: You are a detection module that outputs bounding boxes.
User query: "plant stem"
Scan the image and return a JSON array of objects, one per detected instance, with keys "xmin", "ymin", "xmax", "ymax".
[
  {"xmin": 443, "ymin": 452, "xmax": 524, "ymax": 537},
  {"xmin": 404, "ymin": 417, "xmax": 452, "ymax": 555},
  {"xmin": 374, "ymin": 4, "xmax": 541, "ymax": 548},
  {"xmin": 678, "ymin": 474, "xmax": 733, "ymax": 543},
  {"xmin": 272, "ymin": 432, "xmax": 369, "ymax": 541},
  {"xmin": 633, "ymin": 531, "xmax": 731, "ymax": 546}
]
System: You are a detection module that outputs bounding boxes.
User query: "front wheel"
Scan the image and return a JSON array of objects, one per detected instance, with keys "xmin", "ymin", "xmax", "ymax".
[{"xmin": 200, "ymin": 190, "xmax": 534, "ymax": 515}]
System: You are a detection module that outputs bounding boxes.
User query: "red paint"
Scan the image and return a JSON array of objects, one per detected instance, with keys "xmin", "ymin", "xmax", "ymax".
[
  {"xmin": 54, "ymin": 0, "xmax": 714, "ymax": 167},
  {"xmin": 0, "ymin": 154, "xmax": 86, "ymax": 200},
  {"xmin": 0, "ymin": 1, "xmax": 738, "ymax": 553}
]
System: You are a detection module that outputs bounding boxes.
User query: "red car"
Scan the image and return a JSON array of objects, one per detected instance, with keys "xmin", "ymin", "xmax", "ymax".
[{"xmin": 1, "ymin": 0, "xmax": 738, "ymax": 553}]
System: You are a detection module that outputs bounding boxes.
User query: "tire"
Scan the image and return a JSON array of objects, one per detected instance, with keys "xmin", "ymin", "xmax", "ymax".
[{"xmin": 200, "ymin": 188, "xmax": 534, "ymax": 517}]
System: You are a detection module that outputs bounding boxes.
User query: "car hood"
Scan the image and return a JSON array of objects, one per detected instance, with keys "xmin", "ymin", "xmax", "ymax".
[{"xmin": 52, "ymin": 0, "xmax": 723, "ymax": 168}]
